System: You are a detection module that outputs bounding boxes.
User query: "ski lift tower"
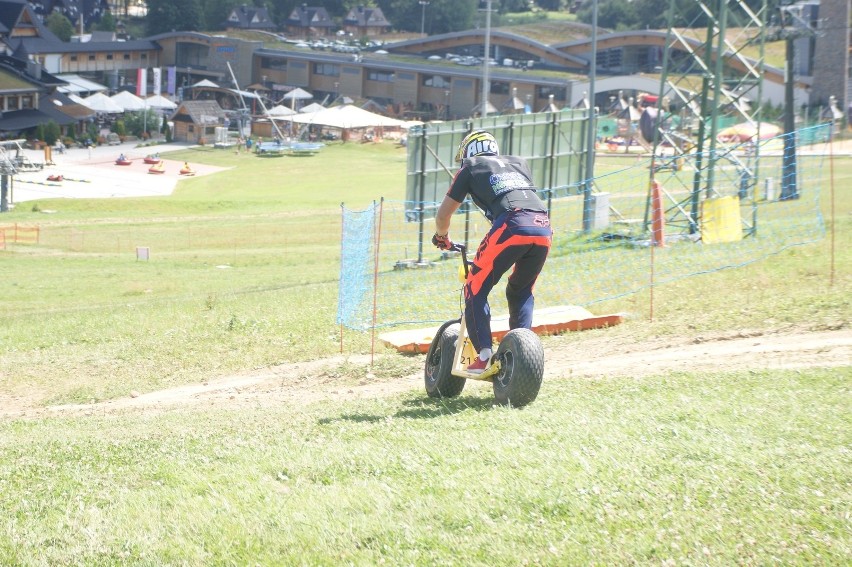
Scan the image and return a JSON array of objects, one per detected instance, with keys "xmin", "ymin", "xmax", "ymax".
[
  {"xmin": 768, "ymin": 1, "xmax": 821, "ymax": 201},
  {"xmin": 0, "ymin": 143, "xmax": 18, "ymax": 212},
  {"xmin": 649, "ymin": 0, "xmax": 772, "ymax": 238}
]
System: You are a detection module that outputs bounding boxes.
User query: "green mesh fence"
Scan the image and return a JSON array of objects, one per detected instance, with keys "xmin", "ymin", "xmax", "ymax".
[{"xmin": 338, "ymin": 125, "xmax": 830, "ymax": 330}]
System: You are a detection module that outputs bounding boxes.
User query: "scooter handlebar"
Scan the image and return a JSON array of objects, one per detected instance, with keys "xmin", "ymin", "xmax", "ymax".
[{"xmin": 450, "ymin": 243, "xmax": 469, "ymax": 278}]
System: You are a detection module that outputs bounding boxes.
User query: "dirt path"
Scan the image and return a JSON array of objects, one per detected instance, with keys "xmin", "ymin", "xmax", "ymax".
[{"xmin": 7, "ymin": 328, "xmax": 847, "ymax": 419}]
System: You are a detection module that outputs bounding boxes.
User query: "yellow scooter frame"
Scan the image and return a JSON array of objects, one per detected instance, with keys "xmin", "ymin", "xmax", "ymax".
[
  {"xmin": 449, "ymin": 243, "xmax": 501, "ymax": 381},
  {"xmin": 450, "ymin": 314, "xmax": 502, "ymax": 381}
]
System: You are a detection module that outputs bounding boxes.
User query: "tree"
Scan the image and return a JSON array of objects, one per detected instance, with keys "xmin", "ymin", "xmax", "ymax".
[
  {"xmin": 266, "ymin": 0, "xmax": 300, "ymax": 27},
  {"xmin": 146, "ymin": 0, "xmax": 204, "ymax": 35},
  {"xmin": 44, "ymin": 121, "xmax": 61, "ymax": 146},
  {"xmin": 176, "ymin": 0, "xmax": 206, "ymax": 31},
  {"xmin": 376, "ymin": 0, "xmax": 475, "ymax": 34},
  {"xmin": 46, "ymin": 11, "xmax": 75, "ymax": 42},
  {"xmin": 497, "ymin": 0, "xmax": 532, "ymax": 15},
  {"xmin": 205, "ymin": 0, "xmax": 242, "ymax": 30},
  {"xmin": 578, "ymin": 0, "xmax": 638, "ymax": 30},
  {"xmin": 112, "ymin": 120, "xmax": 127, "ymax": 138},
  {"xmin": 124, "ymin": 110, "xmax": 162, "ymax": 138},
  {"xmin": 93, "ymin": 10, "xmax": 117, "ymax": 32},
  {"xmin": 632, "ymin": 0, "xmax": 705, "ymax": 29},
  {"xmin": 432, "ymin": 0, "xmax": 476, "ymax": 33}
]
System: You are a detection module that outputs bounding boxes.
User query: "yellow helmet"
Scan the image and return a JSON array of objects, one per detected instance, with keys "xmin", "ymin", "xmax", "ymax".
[{"xmin": 454, "ymin": 130, "xmax": 499, "ymax": 163}]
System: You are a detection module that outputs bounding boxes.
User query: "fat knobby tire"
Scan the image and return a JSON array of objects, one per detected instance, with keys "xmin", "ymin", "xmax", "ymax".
[
  {"xmin": 424, "ymin": 321, "xmax": 466, "ymax": 398},
  {"xmin": 492, "ymin": 328, "xmax": 544, "ymax": 407}
]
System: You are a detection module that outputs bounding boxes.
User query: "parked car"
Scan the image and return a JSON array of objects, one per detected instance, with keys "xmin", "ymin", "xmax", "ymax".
[{"xmin": 107, "ymin": 133, "xmax": 121, "ymax": 146}]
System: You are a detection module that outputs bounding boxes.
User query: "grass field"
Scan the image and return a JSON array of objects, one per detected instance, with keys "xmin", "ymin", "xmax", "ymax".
[{"xmin": 0, "ymin": 139, "xmax": 849, "ymax": 564}]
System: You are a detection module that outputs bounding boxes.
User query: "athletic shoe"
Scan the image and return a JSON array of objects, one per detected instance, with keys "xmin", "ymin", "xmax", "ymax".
[{"xmin": 467, "ymin": 357, "xmax": 489, "ymax": 374}]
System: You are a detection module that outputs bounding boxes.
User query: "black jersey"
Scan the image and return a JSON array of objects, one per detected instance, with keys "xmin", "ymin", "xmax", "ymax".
[{"xmin": 447, "ymin": 155, "xmax": 547, "ymax": 222}]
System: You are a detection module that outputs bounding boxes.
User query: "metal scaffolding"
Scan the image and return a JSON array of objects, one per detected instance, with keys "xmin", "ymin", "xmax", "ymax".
[{"xmin": 647, "ymin": 0, "xmax": 771, "ymax": 239}]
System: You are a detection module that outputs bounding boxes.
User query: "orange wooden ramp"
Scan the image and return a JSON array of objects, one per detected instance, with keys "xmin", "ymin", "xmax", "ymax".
[{"xmin": 379, "ymin": 305, "xmax": 624, "ymax": 354}]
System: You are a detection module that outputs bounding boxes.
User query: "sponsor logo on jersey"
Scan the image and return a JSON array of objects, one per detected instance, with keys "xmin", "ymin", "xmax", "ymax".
[{"xmin": 489, "ymin": 171, "xmax": 531, "ymax": 195}]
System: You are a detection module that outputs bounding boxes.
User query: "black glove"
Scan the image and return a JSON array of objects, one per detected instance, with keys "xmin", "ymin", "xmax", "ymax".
[{"xmin": 432, "ymin": 232, "xmax": 452, "ymax": 251}]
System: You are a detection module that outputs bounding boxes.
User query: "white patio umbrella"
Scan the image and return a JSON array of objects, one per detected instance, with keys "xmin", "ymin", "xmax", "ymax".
[
  {"xmin": 299, "ymin": 102, "xmax": 325, "ymax": 113},
  {"xmin": 266, "ymin": 105, "xmax": 297, "ymax": 117},
  {"xmin": 282, "ymin": 87, "xmax": 313, "ymax": 110},
  {"xmin": 289, "ymin": 104, "xmax": 408, "ymax": 129},
  {"xmin": 82, "ymin": 92, "xmax": 124, "ymax": 113},
  {"xmin": 282, "ymin": 87, "xmax": 313, "ymax": 101},
  {"xmin": 192, "ymin": 79, "xmax": 219, "ymax": 88},
  {"xmin": 144, "ymin": 94, "xmax": 177, "ymax": 110},
  {"xmin": 110, "ymin": 90, "xmax": 146, "ymax": 112}
]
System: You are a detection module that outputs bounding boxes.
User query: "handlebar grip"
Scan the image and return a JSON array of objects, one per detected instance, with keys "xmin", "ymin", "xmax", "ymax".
[{"xmin": 452, "ymin": 243, "xmax": 469, "ymax": 277}]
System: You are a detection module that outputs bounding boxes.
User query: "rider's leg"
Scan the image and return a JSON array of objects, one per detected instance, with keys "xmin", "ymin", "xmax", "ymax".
[
  {"xmin": 463, "ymin": 290, "xmax": 492, "ymax": 354},
  {"xmin": 465, "ymin": 231, "xmax": 528, "ymax": 354},
  {"xmin": 506, "ymin": 243, "xmax": 550, "ymax": 329},
  {"xmin": 464, "ymin": 224, "xmax": 514, "ymax": 354}
]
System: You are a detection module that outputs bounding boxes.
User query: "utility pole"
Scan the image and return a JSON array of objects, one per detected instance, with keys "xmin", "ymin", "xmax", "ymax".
[
  {"xmin": 758, "ymin": 3, "xmax": 820, "ymax": 200},
  {"xmin": 781, "ymin": 29, "xmax": 799, "ymax": 200},
  {"xmin": 0, "ymin": 149, "xmax": 13, "ymax": 213},
  {"xmin": 419, "ymin": 1, "xmax": 430, "ymax": 36},
  {"xmin": 582, "ymin": 0, "xmax": 598, "ymax": 232},
  {"xmin": 479, "ymin": 0, "xmax": 493, "ymax": 118},
  {"xmin": 774, "ymin": 3, "xmax": 820, "ymax": 200}
]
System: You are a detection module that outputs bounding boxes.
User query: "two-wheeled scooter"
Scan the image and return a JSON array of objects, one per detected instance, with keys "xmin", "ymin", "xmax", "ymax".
[{"xmin": 424, "ymin": 243, "xmax": 545, "ymax": 407}]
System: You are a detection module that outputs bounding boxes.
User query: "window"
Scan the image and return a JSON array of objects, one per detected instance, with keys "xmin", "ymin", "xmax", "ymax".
[
  {"xmin": 70, "ymin": 55, "xmax": 78, "ymax": 62},
  {"xmin": 490, "ymin": 81, "xmax": 510, "ymax": 95},
  {"xmin": 367, "ymin": 70, "xmax": 394, "ymax": 82},
  {"xmin": 422, "ymin": 75, "xmax": 451, "ymax": 88},
  {"xmin": 600, "ymin": 48, "xmax": 622, "ymax": 70},
  {"xmin": 537, "ymin": 86, "xmax": 566, "ymax": 101},
  {"xmin": 107, "ymin": 54, "xmax": 113, "ymax": 60},
  {"xmin": 88, "ymin": 55, "xmax": 95, "ymax": 61},
  {"xmin": 261, "ymin": 57, "xmax": 287, "ymax": 70},
  {"xmin": 7, "ymin": 95, "xmax": 19, "ymax": 110},
  {"xmin": 123, "ymin": 53, "xmax": 130, "ymax": 60},
  {"xmin": 21, "ymin": 95, "xmax": 33, "ymax": 109},
  {"xmin": 141, "ymin": 54, "xmax": 147, "ymax": 60},
  {"xmin": 314, "ymin": 63, "xmax": 339, "ymax": 77}
]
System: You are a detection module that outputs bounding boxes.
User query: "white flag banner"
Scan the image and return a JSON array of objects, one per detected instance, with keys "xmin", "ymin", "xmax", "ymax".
[{"xmin": 152, "ymin": 67, "xmax": 162, "ymax": 97}]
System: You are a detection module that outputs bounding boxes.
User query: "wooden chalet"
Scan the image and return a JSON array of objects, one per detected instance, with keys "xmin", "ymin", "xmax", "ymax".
[
  {"xmin": 343, "ymin": 6, "xmax": 391, "ymax": 37},
  {"xmin": 169, "ymin": 100, "xmax": 228, "ymax": 143},
  {"xmin": 283, "ymin": 5, "xmax": 335, "ymax": 39},
  {"xmin": 222, "ymin": 4, "xmax": 276, "ymax": 32}
]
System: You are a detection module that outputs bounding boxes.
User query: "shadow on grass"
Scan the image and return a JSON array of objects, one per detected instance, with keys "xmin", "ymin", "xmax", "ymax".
[{"xmin": 319, "ymin": 394, "xmax": 495, "ymax": 424}]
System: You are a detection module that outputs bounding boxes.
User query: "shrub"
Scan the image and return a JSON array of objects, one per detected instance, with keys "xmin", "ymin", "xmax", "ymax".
[
  {"xmin": 44, "ymin": 121, "xmax": 61, "ymax": 146},
  {"xmin": 113, "ymin": 120, "xmax": 127, "ymax": 138}
]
